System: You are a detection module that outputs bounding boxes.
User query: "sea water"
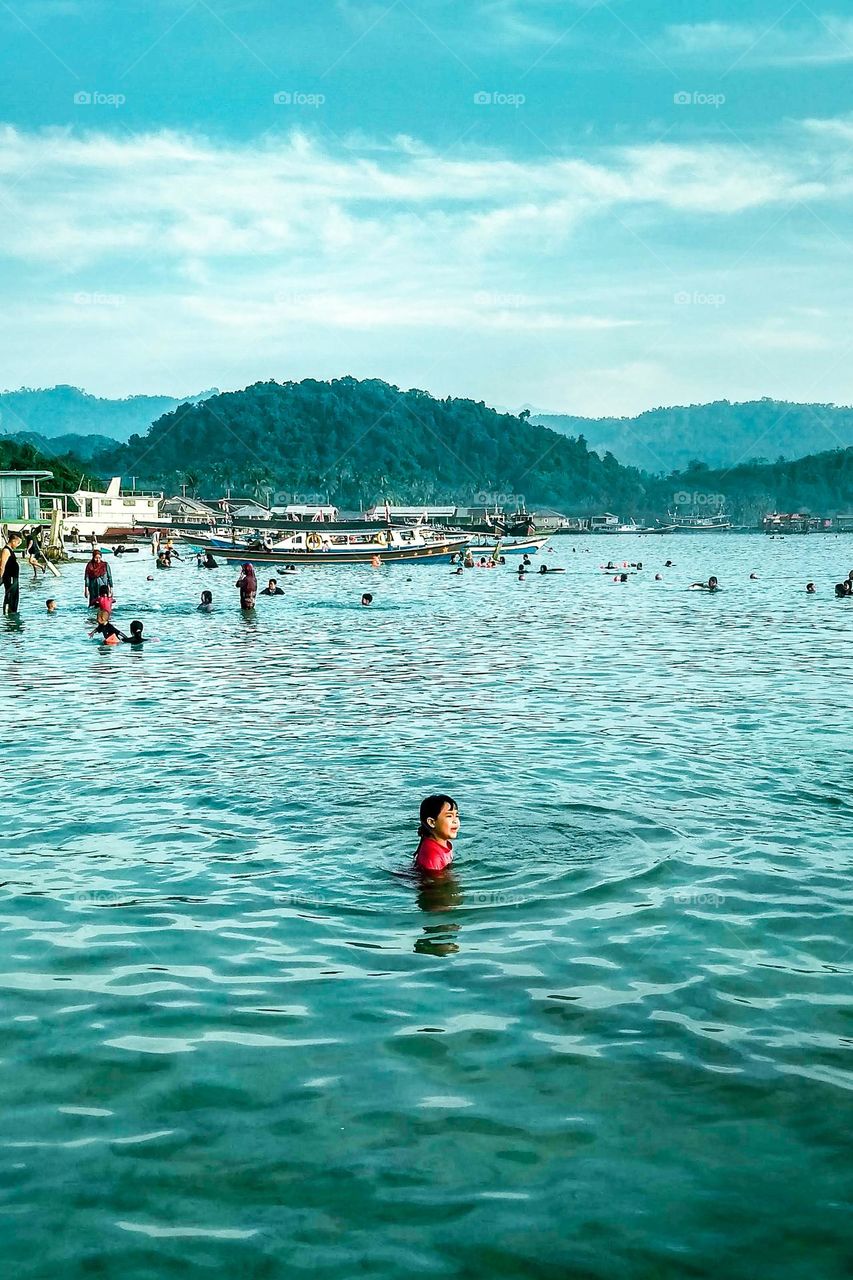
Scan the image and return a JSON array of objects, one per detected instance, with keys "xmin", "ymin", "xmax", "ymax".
[{"xmin": 1, "ymin": 536, "xmax": 851, "ymax": 1279}]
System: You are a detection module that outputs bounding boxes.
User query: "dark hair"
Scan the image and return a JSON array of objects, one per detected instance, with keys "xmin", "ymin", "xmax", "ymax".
[
  {"xmin": 539, "ymin": 564, "xmax": 548, "ymax": 573},
  {"xmin": 130, "ymin": 620, "xmax": 143, "ymax": 634},
  {"xmin": 361, "ymin": 593, "xmax": 373, "ymax": 604},
  {"xmin": 201, "ymin": 590, "xmax": 212, "ymax": 604},
  {"xmin": 835, "ymin": 583, "xmax": 847, "ymax": 597},
  {"xmin": 418, "ymin": 793, "xmax": 457, "ymax": 839}
]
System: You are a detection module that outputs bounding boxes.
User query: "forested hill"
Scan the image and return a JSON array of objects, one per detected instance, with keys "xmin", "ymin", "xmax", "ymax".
[
  {"xmin": 92, "ymin": 377, "xmax": 647, "ymax": 513},
  {"xmin": 535, "ymin": 400, "xmax": 853, "ymax": 473},
  {"xmin": 0, "ymin": 385, "xmax": 217, "ymax": 443}
]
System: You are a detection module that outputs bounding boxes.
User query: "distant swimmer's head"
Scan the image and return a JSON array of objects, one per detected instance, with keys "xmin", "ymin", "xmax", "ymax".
[
  {"xmin": 539, "ymin": 564, "xmax": 548, "ymax": 574},
  {"xmin": 835, "ymin": 582, "xmax": 847, "ymax": 597},
  {"xmin": 749, "ymin": 572, "xmax": 758, "ymax": 580},
  {"xmin": 619, "ymin": 572, "xmax": 628, "ymax": 582},
  {"xmin": 146, "ymin": 574, "xmax": 154, "ymax": 581},
  {"xmin": 709, "ymin": 576, "xmax": 719, "ymax": 589},
  {"xmin": 806, "ymin": 582, "xmax": 816, "ymax": 593},
  {"xmin": 46, "ymin": 599, "xmax": 56, "ymax": 611},
  {"xmin": 361, "ymin": 593, "xmax": 373, "ymax": 606},
  {"xmin": 201, "ymin": 590, "xmax": 213, "ymax": 605},
  {"xmin": 96, "ymin": 608, "xmax": 110, "ymax": 624},
  {"xmin": 418, "ymin": 794, "xmax": 460, "ymax": 843},
  {"xmin": 665, "ymin": 560, "xmax": 673, "ymax": 567},
  {"xmin": 129, "ymin": 620, "xmax": 144, "ymax": 638},
  {"xmin": 268, "ymin": 579, "xmax": 277, "ymax": 588},
  {"xmin": 655, "ymin": 573, "xmax": 662, "ymax": 580}
]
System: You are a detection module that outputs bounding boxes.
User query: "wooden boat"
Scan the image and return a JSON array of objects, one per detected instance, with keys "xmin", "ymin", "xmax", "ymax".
[{"xmin": 196, "ymin": 524, "xmax": 469, "ymax": 566}]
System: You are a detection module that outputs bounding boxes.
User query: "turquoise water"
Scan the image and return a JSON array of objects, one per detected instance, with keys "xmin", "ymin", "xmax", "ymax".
[{"xmin": 2, "ymin": 536, "xmax": 852, "ymax": 1279}]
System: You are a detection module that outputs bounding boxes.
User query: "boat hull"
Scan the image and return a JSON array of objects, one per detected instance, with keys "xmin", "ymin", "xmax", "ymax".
[
  {"xmin": 466, "ymin": 535, "xmax": 549, "ymax": 555},
  {"xmin": 195, "ymin": 539, "xmax": 469, "ymax": 566}
]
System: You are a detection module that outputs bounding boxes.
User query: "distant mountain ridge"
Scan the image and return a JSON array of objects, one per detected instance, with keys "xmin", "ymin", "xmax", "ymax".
[
  {"xmin": 533, "ymin": 399, "xmax": 853, "ymax": 473},
  {"xmin": 0, "ymin": 385, "xmax": 218, "ymax": 444}
]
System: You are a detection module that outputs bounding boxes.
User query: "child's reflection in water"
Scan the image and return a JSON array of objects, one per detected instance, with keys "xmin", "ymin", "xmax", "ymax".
[{"xmin": 415, "ymin": 872, "xmax": 463, "ymax": 955}]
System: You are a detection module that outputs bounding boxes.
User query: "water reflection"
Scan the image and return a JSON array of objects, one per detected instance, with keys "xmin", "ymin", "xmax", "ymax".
[{"xmin": 415, "ymin": 871, "xmax": 463, "ymax": 955}]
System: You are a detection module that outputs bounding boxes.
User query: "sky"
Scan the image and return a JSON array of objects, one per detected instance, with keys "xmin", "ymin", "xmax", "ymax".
[{"xmin": 0, "ymin": 0, "xmax": 852, "ymax": 415}]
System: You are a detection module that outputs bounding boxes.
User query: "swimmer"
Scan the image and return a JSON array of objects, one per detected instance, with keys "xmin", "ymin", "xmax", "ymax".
[
  {"xmin": 451, "ymin": 566, "xmax": 464, "ymax": 576},
  {"xmin": 664, "ymin": 560, "xmax": 674, "ymax": 567},
  {"xmin": 618, "ymin": 572, "xmax": 629, "ymax": 583},
  {"xmin": 197, "ymin": 590, "xmax": 213, "ymax": 612},
  {"xmin": 88, "ymin": 608, "xmax": 127, "ymax": 645},
  {"xmin": 539, "ymin": 564, "xmax": 565, "ymax": 574},
  {"xmin": 749, "ymin": 572, "xmax": 758, "ymax": 580},
  {"xmin": 202, "ymin": 552, "xmax": 218, "ymax": 568},
  {"xmin": 123, "ymin": 620, "xmax": 145, "ymax": 646},
  {"xmin": 361, "ymin": 593, "xmax": 373, "ymax": 606},
  {"xmin": 414, "ymin": 794, "xmax": 459, "ymax": 873},
  {"xmin": 655, "ymin": 573, "xmax": 662, "ymax": 580},
  {"xmin": 46, "ymin": 598, "xmax": 56, "ymax": 612},
  {"xmin": 259, "ymin": 578, "xmax": 284, "ymax": 596},
  {"xmin": 835, "ymin": 582, "xmax": 849, "ymax": 597},
  {"xmin": 522, "ymin": 555, "xmax": 532, "ymax": 567},
  {"xmin": 691, "ymin": 576, "xmax": 719, "ymax": 591},
  {"xmin": 806, "ymin": 582, "xmax": 816, "ymax": 593}
]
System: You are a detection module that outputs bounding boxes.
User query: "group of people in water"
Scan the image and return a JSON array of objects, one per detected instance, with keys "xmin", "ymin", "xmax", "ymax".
[{"xmin": 5, "ymin": 529, "xmax": 853, "ymax": 627}]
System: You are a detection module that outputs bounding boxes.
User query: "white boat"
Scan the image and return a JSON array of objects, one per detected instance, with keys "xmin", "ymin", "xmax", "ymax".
[
  {"xmin": 198, "ymin": 524, "xmax": 469, "ymax": 566},
  {"xmin": 465, "ymin": 534, "xmax": 549, "ymax": 556},
  {"xmin": 44, "ymin": 477, "xmax": 165, "ymax": 542},
  {"xmin": 670, "ymin": 511, "xmax": 732, "ymax": 532}
]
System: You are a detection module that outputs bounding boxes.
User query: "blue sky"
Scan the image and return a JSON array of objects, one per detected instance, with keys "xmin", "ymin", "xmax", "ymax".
[{"xmin": 0, "ymin": 0, "xmax": 851, "ymax": 414}]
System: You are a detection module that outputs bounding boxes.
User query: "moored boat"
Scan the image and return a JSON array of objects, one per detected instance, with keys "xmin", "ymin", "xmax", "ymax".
[{"xmin": 196, "ymin": 524, "xmax": 469, "ymax": 565}]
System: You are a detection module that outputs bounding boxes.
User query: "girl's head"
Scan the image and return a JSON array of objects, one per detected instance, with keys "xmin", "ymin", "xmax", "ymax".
[
  {"xmin": 96, "ymin": 608, "xmax": 110, "ymax": 624},
  {"xmin": 418, "ymin": 794, "xmax": 460, "ymax": 843},
  {"xmin": 129, "ymin": 620, "xmax": 143, "ymax": 637},
  {"xmin": 201, "ymin": 590, "xmax": 213, "ymax": 604}
]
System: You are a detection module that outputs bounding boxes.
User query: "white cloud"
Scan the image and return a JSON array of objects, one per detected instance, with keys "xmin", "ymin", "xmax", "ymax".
[
  {"xmin": 663, "ymin": 15, "xmax": 853, "ymax": 67},
  {"xmin": 1, "ymin": 121, "xmax": 851, "ymax": 409}
]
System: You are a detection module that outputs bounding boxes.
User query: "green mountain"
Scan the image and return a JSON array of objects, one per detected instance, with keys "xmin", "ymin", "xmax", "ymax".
[
  {"xmin": 534, "ymin": 400, "xmax": 853, "ymax": 473},
  {"xmin": 0, "ymin": 385, "xmax": 218, "ymax": 444},
  {"xmin": 91, "ymin": 377, "xmax": 648, "ymax": 513},
  {"xmin": 0, "ymin": 439, "xmax": 87, "ymax": 492},
  {"xmin": 5, "ymin": 378, "xmax": 853, "ymax": 522},
  {"xmin": 8, "ymin": 431, "xmax": 120, "ymax": 461}
]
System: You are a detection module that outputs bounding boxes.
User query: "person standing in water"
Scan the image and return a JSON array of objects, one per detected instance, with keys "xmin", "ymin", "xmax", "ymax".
[
  {"xmin": 1, "ymin": 531, "xmax": 22, "ymax": 615},
  {"xmin": 414, "ymin": 795, "xmax": 459, "ymax": 873},
  {"xmin": 236, "ymin": 562, "xmax": 257, "ymax": 608},
  {"xmin": 83, "ymin": 549, "xmax": 113, "ymax": 608}
]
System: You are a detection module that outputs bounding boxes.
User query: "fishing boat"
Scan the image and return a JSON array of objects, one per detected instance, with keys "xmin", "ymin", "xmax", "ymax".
[
  {"xmin": 669, "ymin": 510, "xmax": 733, "ymax": 532},
  {"xmin": 196, "ymin": 524, "xmax": 469, "ymax": 566}
]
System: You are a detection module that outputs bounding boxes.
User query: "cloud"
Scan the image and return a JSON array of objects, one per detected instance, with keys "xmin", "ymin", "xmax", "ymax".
[
  {"xmin": 1, "ymin": 120, "xmax": 851, "ymax": 409},
  {"xmin": 663, "ymin": 14, "xmax": 853, "ymax": 67}
]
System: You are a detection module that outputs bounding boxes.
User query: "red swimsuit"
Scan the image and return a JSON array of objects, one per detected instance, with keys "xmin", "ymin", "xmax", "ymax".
[{"xmin": 414, "ymin": 836, "xmax": 453, "ymax": 872}]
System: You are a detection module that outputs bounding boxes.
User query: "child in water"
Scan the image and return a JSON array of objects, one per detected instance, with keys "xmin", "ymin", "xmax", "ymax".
[
  {"xmin": 123, "ymin": 621, "xmax": 145, "ymax": 645},
  {"xmin": 198, "ymin": 590, "xmax": 213, "ymax": 611},
  {"xmin": 414, "ymin": 794, "xmax": 459, "ymax": 873},
  {"xmin": 88, "ymin": 608, "xmax": 127, "ymax": 644}
]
